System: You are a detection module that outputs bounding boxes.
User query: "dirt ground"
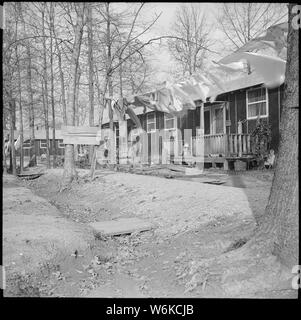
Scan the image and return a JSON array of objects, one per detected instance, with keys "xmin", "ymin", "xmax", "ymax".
[{"xmin": 2, "ymin": 167, "xmax": 297, "ymax": 298}]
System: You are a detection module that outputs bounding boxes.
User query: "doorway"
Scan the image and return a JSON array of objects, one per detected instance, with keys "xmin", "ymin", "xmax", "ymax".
[{"xmin": 204, "ymin": 103, "xmax": 226, "ymax": 135}]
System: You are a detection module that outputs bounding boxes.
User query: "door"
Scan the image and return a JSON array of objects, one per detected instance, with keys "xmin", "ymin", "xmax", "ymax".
[
  {"xmin": 204, "ymin": 110, "xmax": 210, "ymax": 135},
  {"xmin": 212, "ymin": 104, "xmax": 225, "ymax": 134}
]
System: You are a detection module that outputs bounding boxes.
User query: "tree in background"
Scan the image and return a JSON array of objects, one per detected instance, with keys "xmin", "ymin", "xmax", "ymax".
[
  {"xmin": 3, "ymin": 3, "xmax": 19, "ymax": 175},
  {"xmin": 62, "ymin": 3, "xmax": 87, "ymax": 186},
  {"xmin": 167, "ymin": 4, "xmax": 214, "ymax": 78},
  {"xmin": 217, "ymin": 3, "xmax": 287, "ymax": 54}
]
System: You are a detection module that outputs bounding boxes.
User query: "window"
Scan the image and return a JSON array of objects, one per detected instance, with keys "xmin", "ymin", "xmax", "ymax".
[
  {"xmin": 23, "ymin": 141, "xmax": 31, "ymax": 149},
  {"xmin": 164, "ymin": 113, "xmax": 176, "ymax": 130},
  {"xmin": 58, "ymin": 140, "xmax": 65, "ymax": 149},
  {"xmin": 247, "ymin": 87, "xmax": 268, "ymax": 119},
  {"xmin": 146, "ymin": 112, "xmax": 156, "ymax": 133},
  {"xmin": 40, "ymin": 140, "xmax": 47, "ymax": 149}
]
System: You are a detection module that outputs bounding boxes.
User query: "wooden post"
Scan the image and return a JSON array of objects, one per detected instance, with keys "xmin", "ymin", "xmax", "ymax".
[
  {"xmin": 247, "ymin": 135, "xmax": 251, "ymax": 153},
  {"xmin": 243, "ymin": 135, "xmax": 247, "ymax": 154},
  {"xmin": 90, "ymin": 147, "xmax": 97, "ymax": 180},
  {"xmin": 238, "ymin": 134, "xmax": 242, "ymax": 157},
  {"xmin": 196, "ymin": 102, "xmax": 204, "ymax": 171},
  {"xmin": 224, "ymin": 134, "xmax": 229, "ymax": 157},
  {"xmin": 118, "ymin": 98, "xmax": 128, "ymax": 165},
  {"xmin": 234, "ymin": 135, "xmax": 237, "ymax": 155},
  {"xmin": 224, "ymin": 159, "xmax": 229, "ymax": 171},
  {"xmin": 229, "ymin": 134, "xmax": 233, "ymax": 155}
]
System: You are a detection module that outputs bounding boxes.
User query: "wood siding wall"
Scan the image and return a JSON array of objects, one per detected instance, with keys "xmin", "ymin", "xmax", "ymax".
[
  {"xmin": 16, "ymin": 140, "xmax": 65, "ymax": 157},
  {"xmin": 116, "ymin": 84, "xmax": 284, "ymax": 156},
  {"xmin": 217, "ymin": 85, "xmax": 284, "ymax": 152}
]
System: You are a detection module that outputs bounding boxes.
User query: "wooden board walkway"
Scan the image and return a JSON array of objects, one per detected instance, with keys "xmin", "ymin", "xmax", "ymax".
[{"xmin": 89, "ymin": 217, "xmax": 154, "ymax": 236}]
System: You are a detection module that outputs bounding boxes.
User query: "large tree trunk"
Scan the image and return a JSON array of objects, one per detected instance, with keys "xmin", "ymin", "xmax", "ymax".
[
  {"xmin": 88, "ymin": 4, "xmax": 95, "ymax": 164},
  {"xmin": 256, "ymin": 4, "xmax": 299, "ymax": 268},
  {"xmin": 63, "ymin": 3, "xmax": 85, "ymax": 186}
]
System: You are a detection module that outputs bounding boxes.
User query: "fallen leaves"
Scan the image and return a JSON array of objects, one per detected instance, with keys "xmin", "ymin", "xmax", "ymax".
[{"xmin": 52, "ymin": 271, "xmax": 65, "ymax": 281}]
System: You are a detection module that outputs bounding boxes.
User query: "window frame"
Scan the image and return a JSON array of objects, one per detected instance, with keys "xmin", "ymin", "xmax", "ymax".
[
  {"xmin": 246, "ymin": 86, "xmax": 269, "ymax": 120},
  {"xmin": 164, "ymin": 113, "xmax": 176, "ymax": 131},
  {"xmin": 23, "ymin": 140, "xmax": 31, "ymax": 149},
  {"xmin": 40, "ymin": 139, "xmax": 47, "ymax": 149},
  {"xmin": 146, "ymin": 112, "xmax": 156, "ymax": 133},
  {"xmin": 58, "ymin": 140, "xmax": 65, "ymax": 149}
]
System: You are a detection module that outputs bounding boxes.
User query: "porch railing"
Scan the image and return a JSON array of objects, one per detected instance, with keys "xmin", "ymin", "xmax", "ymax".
[
  {"xmin": 192, "ymin": 134, "xmax": 252, "ymax": 157},
  {"xmin": 227, "ymin": 134, "xmax": 252, "ymax": 156},
  {"xmin": 140, "ymin": 133, "xmax": 253, "ymax": 164}
]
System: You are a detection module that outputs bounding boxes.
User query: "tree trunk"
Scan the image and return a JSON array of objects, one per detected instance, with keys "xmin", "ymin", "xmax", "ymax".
[
  {"xmin": 118, "ymin": 56, "xmax": 128, "ymax": 164},
  {"xmin": 88, "ymin": 4, "xmax": 95, "ymax": 164},
  {"xmin": 255, "ymin": 4, "xmax": 299, "ymax": 268},
  {"xmin": 42, "ymin": 82, "xmax": 51, "ymax": 168},
  {"xmin": 42, "ymin": 6, "xmax": 51, "ymax": 169},
  {"xmin": 95, "ymin": 67, "xmax": 104, "ymax": 127},
  {"xmin": 74, "ymin": 69, "xmax": 81, "ymax": 163},
  {"xmin": 9, "ymin": 98, "xmax": 17, "ymax": 176},
  {"xmin": 50, "ymin": 2, "xmax": 56, "ymax": 167},
  {"xmin": 15, "ymin": 23, "xmax": 24, "ymax": 173},
  {"xmin": 63, "ymin": 3, "xmax": 85, "ymax": 186},
  {"xmin": 3, "ymin": 130, "xmax": 7, "ymax": 174},
  {"xmin": 53, "ymin": 6, "xmax": 67, "ymax": 125},
  {"xmin": 106, "ymin": 3, "xmax": 115, "ymax": 164},
  {"xmin": 26, "ymin": 45, "xmax": 36, "ymax": 167},
  {"xmin": 19, "ymin": 4, "xmax": 36, "ymax": 167}
]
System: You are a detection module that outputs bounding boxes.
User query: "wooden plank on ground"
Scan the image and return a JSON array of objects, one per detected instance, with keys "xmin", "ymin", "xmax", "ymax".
[
  {"xmin": 89, "ymin": 218, "xmax": 154, "ymax": 236},
  {"xmin": 17, "ymin": 172, "xmax": 44, "ymax": 180}
]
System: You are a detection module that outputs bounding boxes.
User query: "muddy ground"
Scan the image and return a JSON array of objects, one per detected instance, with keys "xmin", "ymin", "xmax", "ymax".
[{"xmin": 2, "ymin": 167, "xmax": 297, "ymax": 298}]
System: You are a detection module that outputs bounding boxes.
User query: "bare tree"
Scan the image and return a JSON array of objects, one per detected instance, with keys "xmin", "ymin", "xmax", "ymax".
[
  {"xmin": 167, "ymin": 4, "xmax": 213, "ymax": 77},
  {"xmin": 24, "ymin": 16, "xmax": 37, "ymax": 167},
  {"xmin": 3, "ymin": 32, "xmax": 17, "ymax": 175},
  {"xmin": 87, "ymin": 3, "xmax": 95, "ymax": 163},
  {"xmin": 49, "ymin": 2, "xmax": 57, "ymax": 167},
  {"xmin": 14, "ymin": 3, "xmax": 24, "ymax": 173},
  {"xmin": 52, "ymin": 5, "xmax": 67, "ymax": 125},
  {"xmin": 217, "ymin": 3, "xmax": 287, "ymax": 53},
  {"xmin": 62, "ymin": 3, "xmax": 86, "ymax": 186}
]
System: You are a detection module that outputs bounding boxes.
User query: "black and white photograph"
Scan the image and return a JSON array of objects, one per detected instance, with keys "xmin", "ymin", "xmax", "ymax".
[{"xmin": 1, "ymin": 1, "xmax": 299, "ymax": 304}]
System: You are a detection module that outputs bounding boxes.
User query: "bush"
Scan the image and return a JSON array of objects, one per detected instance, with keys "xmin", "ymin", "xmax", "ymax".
[{"xmin": 251, "ymin": 118, "xmax": 272, "ymax": 166}]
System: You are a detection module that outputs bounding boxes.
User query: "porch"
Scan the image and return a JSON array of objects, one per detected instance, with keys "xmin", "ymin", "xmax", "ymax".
[
  {"xmin": 190, "ymin": 133, "xmax": 255, "ymax": 170},
  {"xmin": 202, "ymin": 133, "xmax": 252, "ymax": 157}
]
